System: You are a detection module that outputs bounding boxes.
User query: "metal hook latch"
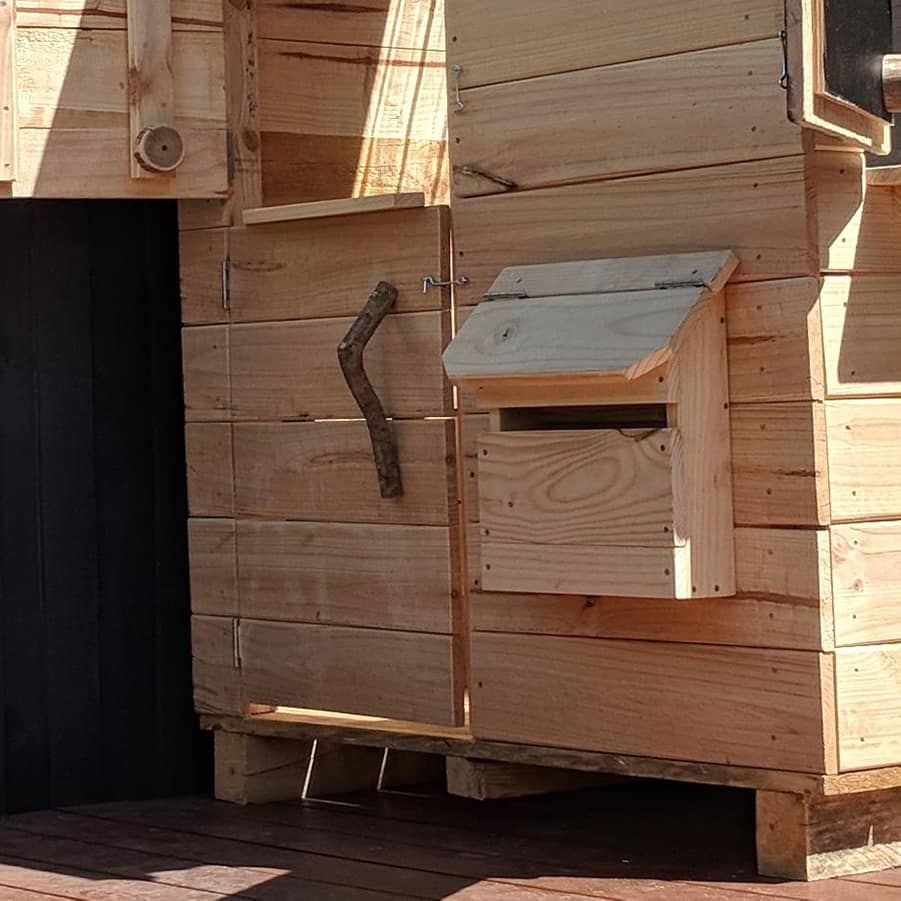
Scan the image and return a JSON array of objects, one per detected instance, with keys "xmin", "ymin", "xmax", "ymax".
[
  {"xmin": 423, "ymin": 274, "xmax": 471, "ymax": 294},
  {"xmin": 451, "ymin": 64, "xmax": 465, "ymax": 112},
  {"xmin": 779, "ymin": 30, "xmax": 789, "ymax": 90}
]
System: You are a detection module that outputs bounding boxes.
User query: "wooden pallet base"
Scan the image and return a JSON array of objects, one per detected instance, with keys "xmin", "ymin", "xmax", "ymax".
[{"xmin": 206, "ymin": 713, "xmax": 901, "ymax": 882}]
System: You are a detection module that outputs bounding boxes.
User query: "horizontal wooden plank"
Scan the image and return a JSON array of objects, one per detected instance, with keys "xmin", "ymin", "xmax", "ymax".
[
  {"xmin": 179, "ymin": 227, "xmax": 227, "ymax": 325},
  {"xmin": 836, "ymin": 644, "xmax": 901, "ymax": 770},
  {"xmin": 256, "ymin": 0, "xmax": 445, "ymax": 50},
  {"xmin": 260, "ymin": 132, "xmax": 448, "ymax": 207},
  {"xmin": 18, "ymin": 0, "xmax": 223, "ymax": 29},
  {"xmin": 243, "ymin": 193, "xmax": 424, "ymax": 225},
  {"xmin": 237, "ymin": 521, "xmax": 454, "ymax": 632},
  {"xmin": 480, "ymin": 541, "xmax": 686, "ymax": 598},
  {"xmin": 188, "ymin": 519, "xmax": 237, "ymax": 617},
  {"xmin": 229, "ymin": 206, "xmax": 449, "ymax": 322},
  {"xmin": 17, "ymin": 28, "xmax": 225, "ymax": 129},
  {"xmin": 259, "ymin": 40, "xmax": 444, "ymax": 142},
  {"xmin": 478, "ymin": 430, "xmax": 677, "ymax": 547},
  {"xmin": 182, "ymin": 325, "xmax": 229, "ymax": 422},
  {"xmin": 233, "ymin": 419, "xmax": 453, "ymax": 525},
  {"xmin": 16, "ymin": 127, "xmax": 228, "ymax": 198},
  {"xmin": 471, "ymin": 527, "xmax": 830, "ymax": 650},
  {"xmin": 446, "ymin": 0, "xmax": 783, "ymax": 88},
  {"xmin": 820, "ymin": 275, "xmax": 901, "ymax": 397},
  {"xmin": 471, "ymin": 633, "xmax": 830, "ymax": 771},
  {"xmin": 726, "ymin": 278, "xmax": 825, "ymax": 402},
  {"xmin": 453, "ymin": 40, "xmax": 800, "ymax": 197},
  {"xmin": 240, "ymin": 620, "xmax": 463, "ymax": 726},
  {"xmin": 730, "ymin": 403, "xmax": 830, "ymax": 526},
  {"xmin": 451, "ymin": 156, "xmax": 815, "ymax": 301},
  {"xmin": 832, "ymin": 522, "xmax": 901, "ymax": 646},
  {"xmin": 185, "ymin": 423, "xmax": 234, "ymax": 517},
  {"xmin": 816, "ymin": 152, "xmax": 901, "ymax": 273},
  {"xmin": 192, "ymin": 615, "xmax": 241, "ymax": 715},
  {"xmin": 230, "ymin": 311, "xmax": 449, "ymax": 421},
  {"xmin": 826, "ymin": 400, "xmax": 901, "ymax": 521}
]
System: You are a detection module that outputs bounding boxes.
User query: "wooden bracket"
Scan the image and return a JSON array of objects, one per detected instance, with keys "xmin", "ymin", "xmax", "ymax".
[
  {"xmin": 126, "ymin": 0, "xmax": 184, "ymax": 178},
  {"xmin": 337, "ymin": 282, "xmax": 404, "ymax": 499}
]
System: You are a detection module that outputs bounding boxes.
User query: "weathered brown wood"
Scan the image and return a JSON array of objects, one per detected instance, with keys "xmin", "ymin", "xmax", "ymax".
[
  {"xmin": 214, "ymin": 730, "xmax": 311, "ymax": 804},
  {"xmin": 338, "ymin": 282, "xmax": 402, "ymax": 499},
  {"xmin": 757, "ymin": 787, "xmax": 901, "ymax": 880},
  {"xmin": 446, "ymin": 758, "xmax": 617, "ymax": 801}
]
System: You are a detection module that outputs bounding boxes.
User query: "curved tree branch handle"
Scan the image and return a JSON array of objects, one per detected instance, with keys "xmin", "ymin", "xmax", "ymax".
[{"xmin": 338, "ymin": 282, "xmax": 404, "ymax": 499}]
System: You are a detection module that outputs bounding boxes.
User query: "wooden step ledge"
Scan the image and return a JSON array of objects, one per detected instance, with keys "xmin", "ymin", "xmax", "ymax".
[{"xmin": 242, "ymin": 193, "xmax": 425, "ymax": 226}]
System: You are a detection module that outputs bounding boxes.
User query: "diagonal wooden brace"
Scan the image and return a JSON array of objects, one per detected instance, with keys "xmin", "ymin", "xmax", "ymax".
[{"xmin": 338, "ymin": 282, "xmax": 404, "ymax": 499}]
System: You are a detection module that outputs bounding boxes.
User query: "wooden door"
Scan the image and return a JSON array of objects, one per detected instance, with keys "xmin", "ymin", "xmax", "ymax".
[{"xmin": 187, "ymin": 204, "xmax": 466, "ymax": 727}]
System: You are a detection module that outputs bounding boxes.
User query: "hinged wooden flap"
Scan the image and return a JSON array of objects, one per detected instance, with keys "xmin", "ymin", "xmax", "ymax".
[{"xmin": 443, "ymin": 251, "xmax": 738, "ymax": 383}]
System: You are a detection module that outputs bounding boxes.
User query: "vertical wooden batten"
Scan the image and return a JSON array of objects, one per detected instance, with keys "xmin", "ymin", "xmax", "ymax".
[
  {"xmin": 126, "ymin": 0, "xmax": 183, "ymax": 178},
  {"xmin": 0, "ymin": 0, "xmax": 15, "ymax": 182}
]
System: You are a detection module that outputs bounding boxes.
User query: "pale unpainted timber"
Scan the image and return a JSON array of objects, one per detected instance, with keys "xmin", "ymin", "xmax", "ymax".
[
  {"xmin": 883, "ymin": 55, "xmax": 901, "ymax": 113},
  {"xmin": 337, "ymin": 282, "xmax": 403, "ymax": 499}
]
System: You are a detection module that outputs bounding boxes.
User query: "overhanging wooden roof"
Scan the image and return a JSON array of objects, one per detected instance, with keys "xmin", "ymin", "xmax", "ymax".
[{"xmin": 443, "ymin": 251, "xmax": 738, "ymax": 384}]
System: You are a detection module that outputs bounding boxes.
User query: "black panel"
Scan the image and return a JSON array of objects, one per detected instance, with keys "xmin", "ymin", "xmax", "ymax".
[
  {"xmin": 824, "ymin": 0, "xmax": 893, "ymax": 121},
  {"xmin": 0, "ymin": 200, "xmax": 209, "ymax": 814}
]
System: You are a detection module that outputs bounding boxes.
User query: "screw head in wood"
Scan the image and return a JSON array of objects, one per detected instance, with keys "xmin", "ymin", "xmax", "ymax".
[{"xmin": 134, "ymin": 125, "xmax": 185, "ymax": 174}]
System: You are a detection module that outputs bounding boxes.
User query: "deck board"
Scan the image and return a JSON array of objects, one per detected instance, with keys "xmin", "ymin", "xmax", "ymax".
[{"xmin": 0, "ymin": 787, "xmax": 899, "ymax": 900}]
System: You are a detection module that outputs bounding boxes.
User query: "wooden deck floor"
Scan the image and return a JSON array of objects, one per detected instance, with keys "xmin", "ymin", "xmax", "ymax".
[{"xmin": 0, "ymin": 781, "xmax": 899, "ymax": 899}]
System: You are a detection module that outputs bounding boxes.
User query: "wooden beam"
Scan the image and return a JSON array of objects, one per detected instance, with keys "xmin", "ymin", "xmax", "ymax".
[
  {"xmin": 243, "ymin": 193, "xmax": 425, "ymax": 226},
  {"xmin": 0, "ymin": 0, "xmax": 15, "ymax": 182},
  {"xmin": 126, "ymin": 0, "xmax": 183, "ymax": 177},
  {"xmin": 446, "ymin": 758, "xmax": 619, "ymax": 801},
  {"xmin": 757, "ymin": 787, "xmax": 901, "ymax": 880},
  {"xmin": 214, "ymin": 730, "xmax": 312, "ymax": 804}
]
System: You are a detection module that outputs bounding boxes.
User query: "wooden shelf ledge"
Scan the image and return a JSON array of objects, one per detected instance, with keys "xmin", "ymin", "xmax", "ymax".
[{"xmin": 242, "ymin": 193, "xmax": 425, "ymax": 226}]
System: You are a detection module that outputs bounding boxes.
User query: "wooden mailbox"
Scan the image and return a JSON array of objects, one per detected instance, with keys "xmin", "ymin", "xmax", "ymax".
[{"xmin": 444, "ymin": 251, "xmax": 740, "ymax": 600}]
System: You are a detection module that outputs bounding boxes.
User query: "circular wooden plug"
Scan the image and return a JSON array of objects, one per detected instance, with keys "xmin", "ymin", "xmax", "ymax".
[{"xmin": 134, "ymin": 125, "xmax": 185, "ymax": 174}]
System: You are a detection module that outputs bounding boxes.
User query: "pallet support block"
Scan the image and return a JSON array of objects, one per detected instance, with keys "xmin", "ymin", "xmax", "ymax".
[
  {"xmin": 757, "ymin": 787, "xmax": 901, "ymax": 880},
  {"xmin": 447, "ymin": 758, "xmax": 622, "ymax": 801},
  {"xmin": 214, "ymin": 731, "xmax": 313, "ymax": 804}
]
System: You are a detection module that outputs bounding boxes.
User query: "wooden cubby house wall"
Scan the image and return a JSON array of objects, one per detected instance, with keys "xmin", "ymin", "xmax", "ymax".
[{"xmin": 171, "ymin": 0, "xmax": 901, "ymax": 884}]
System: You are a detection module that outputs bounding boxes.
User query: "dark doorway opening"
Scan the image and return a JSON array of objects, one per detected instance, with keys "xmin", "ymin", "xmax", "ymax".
[{"xmin": 0, "ymin": 200, "xmax": 209, "ymax": 814}]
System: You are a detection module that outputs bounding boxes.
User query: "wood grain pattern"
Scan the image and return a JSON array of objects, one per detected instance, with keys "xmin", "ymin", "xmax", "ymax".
[
  {"xmin": 239, "ymin": 620, "xmax": 463, "ymax": 726},
  {"xmin": 185, "ymin": 422, "xmax": 233, "ymax": 517},
  {"xmin": 446, "ymin": 0, "xmax": 783, "ymax": 87},
  {"xmin": 726, "ymin": 277, "xmax": 825, "ymax": 402},
  {"xmin": 730, "ymin": 403, "xmax": 830, "ymax": 526},
  {"xmin": 452, "ymin": 40, "xmax": 800, "ymax": 196},
  {"xmin": 0, "ymin": 1, "xmax": 15, "ymax": 182},
  {"xmin": 229, "ymin": 206, "xmax": 449, "ymax": 323},
  {"xmin": 182, "ymin": 325, "xmax": 229, "ymax": 422},
  {"xmin": 229, "ymin": 311, "xmax": 449, "ymax": 421},
  {"xmin": 257, "ymin": 0, "xmax": 445, "ymax": 50},
  {"xmin": 191, "ymin": 615, "xmax": 241, "ymax": 715},
  {"xmin": 451, "ymin": 156, "xmax": 814, "ymax": 301},
  {"xmin": 836, "ymin": 645, "xmax": 901, "ymax": 770},
  {"xmin": 820, "ymin": 275, "xmax": 901, "ymax": 397},
  {"xmin": 826, "ymin": 400, "xmax": 901, "ymax": 521},
  {"xmin": 471, "ymin": 633, "xmax": 831, "ymax": 771},
  {"xmin": 478, "ymin": 430, "xmax": 676, "ymax": 547},
  {"xmin": 188, "ymin": 518, "xmax": 237, "ymax": 617},
  {"xmin": 18, "ymin": 0, "xmax": 222, "ymax": 29},
  {"xmin": 178, "ymin": 227, "xmax": 227, "ymax": 325},
  {"xmin": 237, "ymin": 521, "xmax": 453, "ymax": 632},
  {"xmin": 233, "ymin": 420, "xmax": 452, "ymax": 525},
  {"xmin": 832, "ymin": 522, "xmax": 901, "ymax": 647},
  {"xmin": 243, "ymin": 193, "xmax": 424, "ymax": 225}
]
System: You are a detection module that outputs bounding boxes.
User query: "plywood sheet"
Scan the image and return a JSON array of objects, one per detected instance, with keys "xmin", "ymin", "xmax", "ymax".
[
  {"xmin": 240, "ymin": 620, "xmax": 462, "ymax": 726},
  {"xmin": 471, "ymin": 633, "xmax": 830, "ymax": 772}
]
